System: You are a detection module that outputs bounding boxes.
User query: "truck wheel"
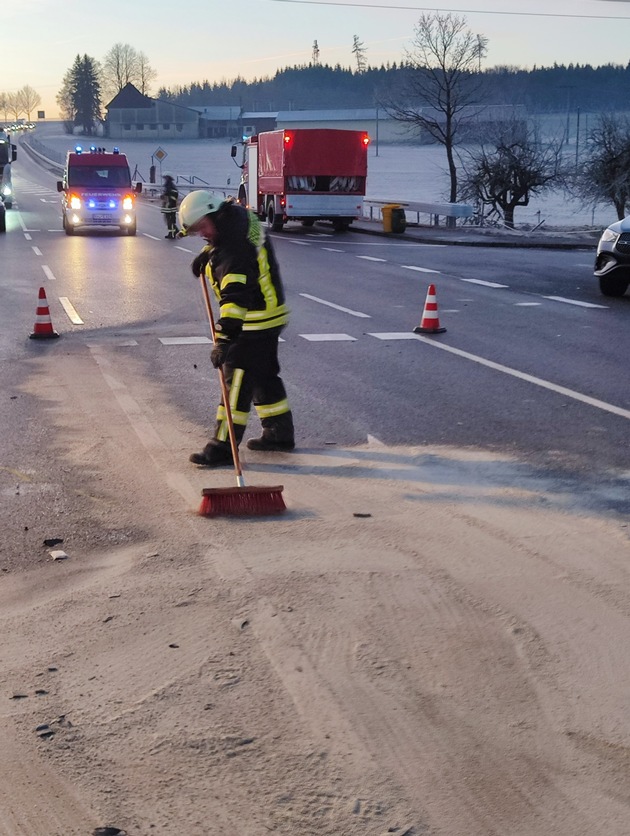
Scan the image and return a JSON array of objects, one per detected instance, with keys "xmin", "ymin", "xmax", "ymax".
[
  {"xmin": 332, "ymin": 219, "xmax": 351, "ymax": 232},
  {"xmin": 267, "ymin": 202, "xmax": 284, "ymax": 232},
  {"xmin": 599, "ymin": 275, "xmax": 629, "ymax": 297},
  {"xmin": 126, "ymin": 222, "xmax": 137, "ymax": 236},
  {"xmin": 63, "ymin": 215, "xmax": 75, "ymax": 235},
  {"xmin": 301, "ymin": 219, "xmax": 314, "ymax": 227}
]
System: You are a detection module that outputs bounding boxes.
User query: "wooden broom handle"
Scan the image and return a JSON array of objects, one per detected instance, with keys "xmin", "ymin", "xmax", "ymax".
[{"xmin": 199, "ymin": 274, "xmax": 244, "ymax": 481}]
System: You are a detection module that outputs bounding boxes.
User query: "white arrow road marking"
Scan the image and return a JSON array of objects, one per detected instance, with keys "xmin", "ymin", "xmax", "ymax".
[{"xmin": 300, "ymin": 292, "xmax": 371, "ymax": 318}]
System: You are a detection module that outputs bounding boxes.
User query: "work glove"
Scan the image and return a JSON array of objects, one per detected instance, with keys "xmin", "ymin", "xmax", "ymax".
[
  {"xmin": 191, "ymin": 249, "xmax": 211, "ymax": 278},
  {"xmin": 210, "ymin": 339, "xmax": 231, "ymax": 369}
]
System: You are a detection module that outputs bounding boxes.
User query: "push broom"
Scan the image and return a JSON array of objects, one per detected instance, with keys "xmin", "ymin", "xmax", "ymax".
[{"xmin": 197, "ymin": 273, "xmax": 286, "ymax": 517}]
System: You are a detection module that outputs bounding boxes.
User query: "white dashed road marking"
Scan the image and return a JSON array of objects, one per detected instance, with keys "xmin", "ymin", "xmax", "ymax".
[
  {"xmin": 401, "ymin": 265, "xmax": 440, "ymax": 274},
  {"xmin": 59, "ymin": 297, "xmax": 84, "ymax": 325},
  {"xmin": 300, "ymin": 334, "xmax": 357, "ymax": 341},
  {"xmin": 461, "ymin": 278, "xmax": 509, "ymax": 288},
  {"xmin": 42, "ymin": 265, "xmax": 56, "ymax": 281},
  {"xmin": 357, "ymin": 255, "xmax": 386, "ymax": 262},
  {"xmin": 300, "ymin": 293, "xmax": 371, "ymax": 318},
  {"xmin": 159, "ymin": 336, "xmax": 212, "ymax": 345},
  {"xmin": 543, "ymin": 295, "xmax": 607, "ymax": 309}
]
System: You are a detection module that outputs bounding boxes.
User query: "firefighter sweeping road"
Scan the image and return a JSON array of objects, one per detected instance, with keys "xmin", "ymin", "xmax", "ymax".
[{"xmin": 1, "ymin": 151, "xmax": 629, "ymax": 836}]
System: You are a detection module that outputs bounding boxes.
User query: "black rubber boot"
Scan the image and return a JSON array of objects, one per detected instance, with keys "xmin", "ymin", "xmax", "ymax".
[
  {"xmin": 246, "ymin": 413, "xmax": 295, "ymax": 452},
  {"xmin": 189, "ymin": 441, "xmax": 234, "ymax": 467}
]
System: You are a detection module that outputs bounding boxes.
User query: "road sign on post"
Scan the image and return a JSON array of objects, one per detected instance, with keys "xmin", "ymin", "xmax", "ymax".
[{"xmin": 153, "ymin": 147, "xmax": 167, "ymax": 182}]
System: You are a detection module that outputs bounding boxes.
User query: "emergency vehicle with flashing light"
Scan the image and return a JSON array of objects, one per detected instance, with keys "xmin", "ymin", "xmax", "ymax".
[
  {"xmin": 231, "ymin": 128, "xmax": 369, "ymax": 232},
  {"xmin": 0, "ymin": 129, "xmax": 17, "ymax": 209},
  {"xmin": 56, "ymin": 145, "xmax": 142, "ymax": 235}
]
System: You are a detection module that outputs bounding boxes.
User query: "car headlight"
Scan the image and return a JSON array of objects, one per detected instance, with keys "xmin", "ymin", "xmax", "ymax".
[
  {"xmin": 600, "ymin": 227, "xmax": 619, "ymax": 244},
  {"xmin": 1, "ymin": 185, "xmax": 10, "ymax": 196}
]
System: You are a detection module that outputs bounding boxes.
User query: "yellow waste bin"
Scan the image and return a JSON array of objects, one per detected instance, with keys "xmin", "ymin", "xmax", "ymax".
[{"xmin": 381, "ymin": 204, "xmax": 407, "ymax": 234}]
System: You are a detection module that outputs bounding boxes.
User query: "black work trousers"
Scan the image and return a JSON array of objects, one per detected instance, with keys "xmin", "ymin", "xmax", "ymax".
[{"xmin": 213, "ymin": 332, "xmax": 292, "ymax": 445}]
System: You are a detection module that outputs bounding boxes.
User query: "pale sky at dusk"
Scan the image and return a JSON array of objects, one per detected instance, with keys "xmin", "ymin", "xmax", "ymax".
[{"xmin": 5, "ymin": 0, "xmax": 630, "ymax": 118}]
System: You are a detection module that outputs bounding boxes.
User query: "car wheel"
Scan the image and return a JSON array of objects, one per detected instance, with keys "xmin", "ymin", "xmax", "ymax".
[
  {"xmin": 0, "ymin": 212, "xmax": 5, "ymax": 233},
  {"xmin": 126, "ymin": 222, "xmax": 137, "ymax": 236},
  {"xmin": 599, "ymin": 275, "xmax": 629, "ymax": 297}
]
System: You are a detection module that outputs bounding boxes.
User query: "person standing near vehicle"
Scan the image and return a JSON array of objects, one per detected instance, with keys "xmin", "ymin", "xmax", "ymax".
[
  {"xmin": 178, "ymin": 190, "xmax": 295, "ymax": 467},
  {"xmin": 161, "ymin": 172, "xmax": 179, "ymax": 239}
]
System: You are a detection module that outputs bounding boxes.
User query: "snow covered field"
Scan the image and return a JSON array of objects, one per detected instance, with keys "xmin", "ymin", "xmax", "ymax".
[{"xmin": 28, "ymin": 121, "xmax": 612, "ymax": 231}]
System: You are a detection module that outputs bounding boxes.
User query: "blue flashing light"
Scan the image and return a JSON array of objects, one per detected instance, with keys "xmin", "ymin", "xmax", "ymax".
[
  {"xmin": 88, "ymin": 199, "xmax": 96, "ymax": 208},
  {"xmin": 108, "ymin": 199, "xmax": 116, "ymax": 209},
  {"xmin": 90, "ymin": 145, "xmax": 96, "ymax": 152},
  {"xmin": 113, "ymin": 146, "xmax": 120, "ymax": 155},
  {"xmin": 75, "ymin": 145, "xmax": 83, "ymax": 154}
]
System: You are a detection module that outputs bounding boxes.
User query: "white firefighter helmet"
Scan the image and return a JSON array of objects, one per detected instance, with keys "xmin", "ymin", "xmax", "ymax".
[{"xmin": 178, "ymin": 190, "xmax": 226, "ymax": 233}]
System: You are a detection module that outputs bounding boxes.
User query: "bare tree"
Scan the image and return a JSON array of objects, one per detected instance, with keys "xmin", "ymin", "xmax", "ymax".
[
  {"xmin": 101, "ymin": 43, "xmax": 140, "ymax": 101},
  {"xmin": 459, "ymin": 117, "xmax": 566, "ymax": 228},
  {"xmin": 18, "ymin": 85, "xmax": 41, "ymax": 121},
  {"xmin": 6, "ymin": 92, "xmax": 24, "ymax": 122},
  {"xmin": 383, "ymin": 12, "xmax": 488, "ymax": 220},
  {"xmin": 575, "ymin": 113, "xmax": 630, "ymax": 221},
  {"xmin": 352, "ymin": 35, "xmax": 367, "ymax": 73},
  {"xmin": 137, "ymin": 51, "xmax": 157, "ymax": 96}
]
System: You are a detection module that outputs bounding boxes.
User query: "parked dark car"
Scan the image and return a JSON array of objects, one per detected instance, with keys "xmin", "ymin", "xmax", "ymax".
[{"xmin": 594, "ymin": 218, "xmax": 630, "ymax": 297}]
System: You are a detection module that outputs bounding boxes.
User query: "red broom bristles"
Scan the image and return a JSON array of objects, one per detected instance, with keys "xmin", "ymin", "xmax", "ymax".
[{"xmin": 199, "ymin": 485, "xmax": 286, "ymax": 517}]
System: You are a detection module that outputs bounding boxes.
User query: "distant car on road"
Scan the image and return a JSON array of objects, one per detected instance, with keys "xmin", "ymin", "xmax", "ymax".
[{"xmin": 594, "ymin": 218, "xmax": 630, "ymax": 297}]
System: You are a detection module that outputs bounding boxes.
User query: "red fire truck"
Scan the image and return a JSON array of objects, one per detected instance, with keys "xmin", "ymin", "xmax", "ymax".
[
  {"xmin": 56, "ymin": 145, "xmax": 141, "ymax": 235},
  {"xmin": 231, "ymin": 128, "xmax": 369, "ymax": 231}
]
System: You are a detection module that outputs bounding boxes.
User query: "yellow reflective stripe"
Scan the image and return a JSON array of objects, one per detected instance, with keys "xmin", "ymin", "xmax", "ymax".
[
  {"xmin": 217, "ymin": 406, "xmax": 249, "ymax": 426},
  {"xmin": 220, "ymin": 273, "xmax": 247, "ymax": 288},
  {"xmin": 220, "ymin": 303, "xmax": 248, "ymax": 320},
  {"xmin": 242, "ymin": 313, "xmax": 289, "ymax": 331},
  {"xmin": 255, "ymin": 399, "xmax": 290, "ymax": 419},
  {"xmin": 257, "ymin": 248, "xmax": 279, "ymax": 309},
  {"xmin": 245, "ymin": 304, "xmax": 290, "ymax": 321}
]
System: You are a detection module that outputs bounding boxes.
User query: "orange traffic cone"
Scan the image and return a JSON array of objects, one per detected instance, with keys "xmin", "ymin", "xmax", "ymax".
[
  {"xmin": 413, "ymin": 283, "xmax": 446, "ymax": 334},
  {"xmin": 29, "ymin": 287, "xmax": 60, "ymax": 340}
]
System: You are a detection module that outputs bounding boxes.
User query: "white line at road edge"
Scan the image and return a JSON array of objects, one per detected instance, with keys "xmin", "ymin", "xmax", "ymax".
[
  {"xmin": 410, "ymin": 334, "xmax": 630, "ymax": 421},
  {"xmin": 300, "ymin": 292, "xmax": 371, "ymax": 318}
]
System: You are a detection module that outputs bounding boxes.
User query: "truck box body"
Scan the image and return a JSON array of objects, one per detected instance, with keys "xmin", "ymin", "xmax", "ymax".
[{"xmin": 238, "ymin": 128, "xmax": 369, "ymax": 231}]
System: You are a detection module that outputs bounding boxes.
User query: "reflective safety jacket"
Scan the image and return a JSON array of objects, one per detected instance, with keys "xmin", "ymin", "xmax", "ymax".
[
  {"xmin": 161, "ymin": 178, "xmax": 178, "ymax": 211},
  {"xmin": 203, "ymin": 202, "xmax": 289, "ymax": 341}
]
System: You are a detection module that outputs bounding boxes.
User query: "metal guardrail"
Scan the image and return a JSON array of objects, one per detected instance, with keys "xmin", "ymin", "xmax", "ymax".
[{"xmin": 364, "ymin": 198, "xmax": 473, "ymax": 226}]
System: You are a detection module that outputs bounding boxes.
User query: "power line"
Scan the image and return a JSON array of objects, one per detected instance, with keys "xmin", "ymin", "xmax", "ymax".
[{"xmin": 267, "ymin": 0, "xmax": 630, "ymax": 21}]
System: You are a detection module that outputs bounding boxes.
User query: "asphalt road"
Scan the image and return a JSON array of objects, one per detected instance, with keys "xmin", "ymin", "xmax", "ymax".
[{"xmin": 1, "ymin": 149, "xmax": 629, "ymax": 570}]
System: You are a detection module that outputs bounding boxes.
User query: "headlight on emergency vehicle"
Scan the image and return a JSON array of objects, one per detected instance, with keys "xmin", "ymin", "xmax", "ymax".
[
  {"xmin": 69, "ymin": 194, "xmax": 82, "ymax": 210},
  {"xmin": 1, "ymin": 184, "xmax": 10, "ymax": 196},
  {"xmin": 122, "ymin": 196, "xmax": 133, "ymax": 211}
]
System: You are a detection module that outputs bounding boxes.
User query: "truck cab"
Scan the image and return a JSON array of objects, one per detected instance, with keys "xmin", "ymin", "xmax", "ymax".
[
  {"xmin": 56, "ymin": 145, "xmax": 142, "ymax": 235},
  {"xmin": 0, "ymin": 130, "xmax": 17, "ymax": 209}
]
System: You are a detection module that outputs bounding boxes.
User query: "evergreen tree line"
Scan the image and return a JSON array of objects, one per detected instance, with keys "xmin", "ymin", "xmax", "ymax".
[{"xmin": 156, "ymin": 62, "xmax": 630, "ymax": 114}]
